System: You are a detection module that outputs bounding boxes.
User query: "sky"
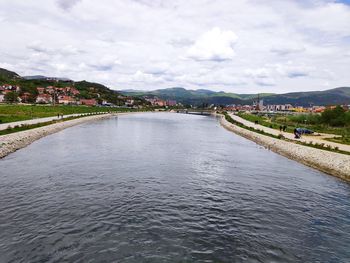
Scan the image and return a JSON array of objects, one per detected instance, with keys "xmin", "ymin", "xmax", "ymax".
[{"xmin": 0, "ymin": 0, "xmax": 349, "ymax": 93}]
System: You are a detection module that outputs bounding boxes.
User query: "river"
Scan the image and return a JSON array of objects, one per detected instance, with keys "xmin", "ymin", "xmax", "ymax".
[{"xmin": 0, "ymin": 112, "xmax": 349, "ymax": 262}]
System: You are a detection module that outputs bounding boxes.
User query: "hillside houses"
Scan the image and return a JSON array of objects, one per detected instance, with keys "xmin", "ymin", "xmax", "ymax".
[
  {"xmin": 36, "ymin": 94, "xmax": 53, "ymax": 104},
  {"xmin": 57, "ymin": 95, "xmax": 74, "ymax": 104},
  {"xmin": 80, "ymin": 99, "xmax": 97, "ymax": 106},
  {"xmin": 144, "ymin": 97, "xmax": 177, "ymax": 107},
  {"xmin": 0, "ymin": 84, "xmax": 104, "ymax": 105},
  {"xmin": 265, "ymin": 104, "xmax": 293, "ymax": 112},
  {"xmin": 0, "ymin": 84, "xmax": 21, "ymax": 92}
]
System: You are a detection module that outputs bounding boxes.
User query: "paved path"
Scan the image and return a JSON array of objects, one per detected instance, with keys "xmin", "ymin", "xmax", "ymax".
[
  {"xmin": 0, "ymin": 112, "xmax": 104, "ymax": 131},
  {"xmin": 229, "ymin": 113, "xmax": 350, "ymax": 153}
]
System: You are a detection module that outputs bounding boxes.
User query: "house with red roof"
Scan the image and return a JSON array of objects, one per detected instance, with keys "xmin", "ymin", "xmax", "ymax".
[
  {"xmin": 58, "ymin": 95, "xmax": 76, "ymax": 105},
  {"xmin": 37, "ymin": 87, "xmax": 45, "ymax": 94},
  {"xmin": 80, "ymin": 98, "xmax": 97, "ymax": 106},
  {"xmin": 20, "ymin": 92, "xmax": 32, "ymax": 103},
  {"xmin": 36, "ymin": 94, "xmax": 53, "ymax": 104}
]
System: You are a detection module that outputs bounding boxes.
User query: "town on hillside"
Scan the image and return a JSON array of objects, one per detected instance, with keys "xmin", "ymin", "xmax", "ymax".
[
  {"xmin": 0, "ymin": 82, "xmax": 349, "ymax": 113},
  {"xmin": 0, "ymin": 84, "xmax": 174, "ymax": 108}
]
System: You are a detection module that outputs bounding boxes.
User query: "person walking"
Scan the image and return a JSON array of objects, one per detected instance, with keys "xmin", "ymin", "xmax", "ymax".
[{"xmin": 294, "ymin": 128, "xmax": 300, "ymax": 139}]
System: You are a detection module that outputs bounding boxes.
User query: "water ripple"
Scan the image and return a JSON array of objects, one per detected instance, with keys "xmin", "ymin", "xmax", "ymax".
[{"xmin": 0, "ymin": 113, "xmax": 350, "ymax": 262}]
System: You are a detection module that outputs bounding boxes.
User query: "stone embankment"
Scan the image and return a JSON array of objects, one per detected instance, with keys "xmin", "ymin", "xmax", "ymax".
[
  {"xmin": 220, "ymin": 115, "xmax": 350, "ymax": 182},
  {"xmin": 0, "ymin": 114, "xmax": 114, "ymax": 159}
]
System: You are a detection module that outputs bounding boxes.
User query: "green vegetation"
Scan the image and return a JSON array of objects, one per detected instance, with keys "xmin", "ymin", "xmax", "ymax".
[
  {"xmin": 237, "ymin": 112, "xmax": 294, "ymax": 132},
  {"xmin": 295, "ymin": 141, "xmax": 350, "ymax": 156},
  {"xmin": 0, "ymin": 67, "xmax": 148, "ymax": 106},
  {"xmin": 122, "ymin": 86, "xmax": 350, "ymax": 106},
  {"xmin": 0, "ymin": 115, "xmax": 84, "ymax": 136},
  {"xmin": 0, "ymin": 105, "xmax": 141, "ymax": 123},
  {"xmin": 4, "ymin": 92, "xmax": 19, "ymax": 103},
  {"xmin": 238, "ymin": 106, "xmax": 350, "ymax": 136},
  {"xmin": 223, "ymin": 112, "xmax": 350, "ymax": 155},
  {"xmin": 325, "ymin": 136, "xmax": 350, "ymax": 146},
  {"xmin": 223, "ymin": 112, "xmax": 281, "ymax": 140}
]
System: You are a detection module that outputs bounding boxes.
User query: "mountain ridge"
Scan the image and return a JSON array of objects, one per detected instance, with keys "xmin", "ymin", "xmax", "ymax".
[{"xmin": 121, "ymin": 87, "xmax": 350, "ymax": 106}]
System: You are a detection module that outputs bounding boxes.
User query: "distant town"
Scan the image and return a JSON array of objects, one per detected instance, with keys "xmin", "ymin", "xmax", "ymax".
[
  {"xmin": 1, "ymin": 83, "xmax": 350, "ymax": 114},
  {"xmin": 0, "ymin": 83, "xmax": 178, "ymax": 108},
  {"xmin": 222, "ymin": 99, "xmax": 350, "ymax": 113}
]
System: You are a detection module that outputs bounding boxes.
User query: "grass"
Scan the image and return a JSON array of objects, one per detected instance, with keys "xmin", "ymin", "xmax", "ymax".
[
  {"xmin": 294, "ymin": 141, "xmax": 350, "ymax": 156},
  {"xmin": 223, "ymin": 112, "xmax": 282, "ymax": 140},
  {"xmin": 237, "ymin": 112, "xmax": 350, "ymax": 136},
  {"xmin": 0, "ymin": 115, "xmax": 85, "ymax": 136},
  {"xmin": 223, "ymin": 112, "xmax": 350, "ymax": 156},
  {"xmin": 325, "ymin": 136, "xmax": 350, "ymax": 145},
  {"xmin": 237, "ymin": 112, "xmax": 295, "ymax": 133},
  {"xmin": 0, "ymin": 104, "xmax": 142, "ymax": 124}
]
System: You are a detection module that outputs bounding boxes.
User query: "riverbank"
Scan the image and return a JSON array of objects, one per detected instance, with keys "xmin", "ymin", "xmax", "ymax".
[
  {"xmin": 220, "ymin": 115, "xmax": 350, "ymax": 182},
  {"xmin": 0, "ymin": 113, "xmax": 116, "ymax": 159}
]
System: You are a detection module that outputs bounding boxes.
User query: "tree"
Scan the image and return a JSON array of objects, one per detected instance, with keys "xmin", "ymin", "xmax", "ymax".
[
  {"xmin": 321, "ymin": 106, "xmax": 346, "ymax": 126},
  {"xmin": 4, "ymin": 91, "xmax": 19, "ymax": 103}
]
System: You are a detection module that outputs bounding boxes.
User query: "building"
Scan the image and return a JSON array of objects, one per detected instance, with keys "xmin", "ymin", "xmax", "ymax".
[
  {"xmin": 37, "ymin": 87, "xmax": 45, "ymax": 94},
  {"xmin": 36, "ymin": 94, "xmax": 53, "ymax": 104},
  {"xmin": 80, "ymin": 98, "xmax": 97, "ymax": 106},
  {"xmin": 70, "ymin": 87, "xmax": 80, "ymax": 96},
  {"xmin": 125, "ymin": 99, "xmax": 134, "ymax": 106},
  {"xmin": 20, "ymin": 92, "xmax": 32, "ymax": 103},
  {"xmin": 58, "ymin": 95, "xmax": 75, "ymax": 105},
  {"xmin": 1, "ymin": 84, "xmax": 20, "ymax": 92},
  {"xmin": 154, "ymin": 99, "xmax": 166, "ymax": 107},
  {"xmin": 0, "ymin": 93, "xmax": 4, "ymax": 103},
  {"xmin": 166, "ymin": 100, "xmax": 177, "ymax": 106},
  {"xmin": 46, "ymin": 86, "xmax": 56, "ymax": 94},
  {"xmin": 266, "ymin": 104, "xmax": 293, "ymax": 112}
]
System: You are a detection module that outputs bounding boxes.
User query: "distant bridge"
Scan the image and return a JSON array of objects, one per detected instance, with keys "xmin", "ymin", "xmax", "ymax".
[{"xmin": 176, "ymin": 109, "xmax": 214, "ymax": 116}]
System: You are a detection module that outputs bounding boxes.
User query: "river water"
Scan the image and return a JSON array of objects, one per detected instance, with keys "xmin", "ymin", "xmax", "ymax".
[{"xmin": 0, "ymin": 112, "xmax": 349, "ymax": 262}]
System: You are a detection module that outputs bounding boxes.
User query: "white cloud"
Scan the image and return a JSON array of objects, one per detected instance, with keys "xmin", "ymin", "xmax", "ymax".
[
  {"xmin": 187, "ymin": 27, "xmax": 238, "ymax": 61},
  {"xmin": 56, "ymin": 0, "xmax": 82, "ymax": 10},
  {"xmin": 272, "ymin": 63, "xmax": 313, "ymax": 78},
  {"xmin": 245, "ymin": 68, "xmax": 271, "ymax": 79},
  {"xmin": 0, "ymin": 0, "xmax": 349, "ymax": 93},
  {"xmin": 129, "ymin": 70, "xmax": 163, "ymax": 83},
  {"xmin": 245, "ymin": 68, "xmax": 275, "ymax": 86},
  {"xmin": 88, "ymin": 57, "xmax": 121, "ymax": 71},
  {"xmin": 270, "ymin": 44, "xmax": 305, "ymax": 56}
]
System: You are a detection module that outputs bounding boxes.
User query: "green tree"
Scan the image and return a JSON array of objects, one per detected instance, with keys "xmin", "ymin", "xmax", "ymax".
[
  {"xmin": 4, "ymin": 91, "xmax": 19, "ymax": 103},
  {"xmin": 321, "ymin": 106, "xmax": 346, "ymax": 126}
]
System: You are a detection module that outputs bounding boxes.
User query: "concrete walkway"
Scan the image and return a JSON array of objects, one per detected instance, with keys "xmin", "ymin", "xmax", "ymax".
[
  {"xmin": 229, "ymin": 113, "xmax": 350, "ymax": 153},
  {"xmin": 0, "ymin": 112, "xmax": 105, "ymax": 131}
]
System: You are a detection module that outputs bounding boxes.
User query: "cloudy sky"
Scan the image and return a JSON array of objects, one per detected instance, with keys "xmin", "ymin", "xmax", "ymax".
[{"xmin": 0, "ymin": 0, "xmax": 349, "ymax": 93}]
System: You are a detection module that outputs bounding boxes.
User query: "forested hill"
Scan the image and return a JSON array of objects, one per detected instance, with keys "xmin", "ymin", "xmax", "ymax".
[
  {"xmin": 0, "ymin": 68, "xmax": 125, "ymax": 104},
  {"xmin": 122, "ymin": 87, "xmax": 350, "ymax": 106}
]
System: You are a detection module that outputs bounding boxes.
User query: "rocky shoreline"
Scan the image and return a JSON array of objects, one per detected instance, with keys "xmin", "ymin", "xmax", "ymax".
[
  {"xmin": 220, "ymin": 115, "xmax": 350, "ymax": 182},
  {"xmin": 0, "ymin": 113, "xmax": 114, "ymax": 159}
]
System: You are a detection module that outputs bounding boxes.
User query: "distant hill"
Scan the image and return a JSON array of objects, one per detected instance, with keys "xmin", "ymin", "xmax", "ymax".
[
  {"xmin": 0, "ymin": 68, "xmax": 21, "ymax": 80},
  {"xmin": 2, "ymin": 67, "xmax": 349, "ymax": 107},
  {"xmin": 263, "ymin": 87, "xmax": 350, "ymax": 106},
  {"xmin": 121, "ymin": 87, "xmax": 350, "ymax": 106},
  {"xmin": 122, "ymin": 87, "xmax": 257, "ymax": 105},
  {"xmin": 23, "ymin": 75, "xmax": 72, "ymax": 81}
]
